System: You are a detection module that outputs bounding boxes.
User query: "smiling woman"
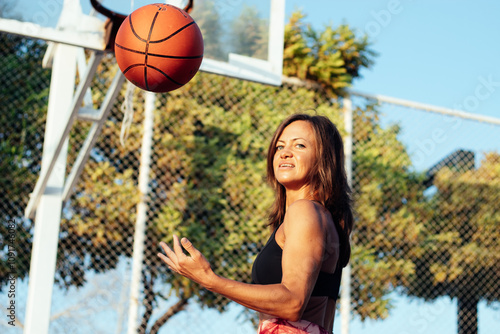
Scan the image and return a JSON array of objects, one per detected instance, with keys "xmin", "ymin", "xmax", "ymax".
[{"xmin": 158, "ymin": 113, "xmax": 353, "ymax": 334}]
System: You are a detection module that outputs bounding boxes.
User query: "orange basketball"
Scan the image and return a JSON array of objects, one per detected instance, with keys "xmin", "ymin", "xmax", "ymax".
[{"xmin": 114, "ymin": 4, "xmax": 204, "ymax": 93}]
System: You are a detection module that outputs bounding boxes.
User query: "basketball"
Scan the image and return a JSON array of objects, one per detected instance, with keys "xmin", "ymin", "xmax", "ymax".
[{"xmin": 114, "ymin": 4, "xmax": 204, "ymax": 93}]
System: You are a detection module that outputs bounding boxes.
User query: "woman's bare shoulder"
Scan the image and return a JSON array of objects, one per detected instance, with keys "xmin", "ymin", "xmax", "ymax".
[
  {"xmin": 287, "ymin": 199, "xmax": 325, "ymax": 215},
  {"xmin": 283, "ymin": 200, "xmax": 330, "ymax": 234}
]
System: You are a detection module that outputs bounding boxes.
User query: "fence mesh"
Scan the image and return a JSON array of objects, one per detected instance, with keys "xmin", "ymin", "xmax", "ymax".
[{"xmin": 1, "ymin": 33, "xmax": 499, "ymax": 334}]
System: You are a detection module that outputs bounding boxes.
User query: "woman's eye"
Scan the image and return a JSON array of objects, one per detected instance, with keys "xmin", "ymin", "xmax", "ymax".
[
  {"xmin": 276, "ymin": 145, "xmax": 284, "ymax": 150},
  {"xmin": 296, "ymin": 144, "xmax": 305, "ymax": 149}
]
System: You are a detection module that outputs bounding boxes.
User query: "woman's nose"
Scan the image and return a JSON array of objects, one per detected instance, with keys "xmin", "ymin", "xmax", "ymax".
[{"xmin": 280, "ymin": 147, "xmax": 292, "ymax": 158}]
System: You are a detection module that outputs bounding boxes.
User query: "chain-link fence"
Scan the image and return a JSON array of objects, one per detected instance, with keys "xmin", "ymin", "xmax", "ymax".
[{"xmin": 1, "ymin": 33, "xmax": 499, "ymax": 334}]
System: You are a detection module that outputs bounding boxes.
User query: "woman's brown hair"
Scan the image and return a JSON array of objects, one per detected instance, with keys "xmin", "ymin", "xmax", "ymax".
[{"xmin": 266, "ymin": 113, "xmax": 353, "ymax": 267}]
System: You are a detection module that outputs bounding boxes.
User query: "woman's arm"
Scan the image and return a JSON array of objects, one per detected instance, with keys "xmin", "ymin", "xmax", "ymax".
[{"xmin": 158, "ymin": 200, "xmax": 327, "ymax": 321}]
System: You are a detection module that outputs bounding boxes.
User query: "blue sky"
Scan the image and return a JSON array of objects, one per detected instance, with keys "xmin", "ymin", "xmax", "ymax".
[
  {"xmin": 4, "ymin": 0, "xmax": 500, "ymax": 333},
  {"xmin": 291, "ymin": 1, "xmax": 500, "ymax": 117}
]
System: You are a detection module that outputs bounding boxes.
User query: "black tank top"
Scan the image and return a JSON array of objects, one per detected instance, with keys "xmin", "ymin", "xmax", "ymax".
[{"xmin": 251, "ymin": 228, "xmax": 342, "ymax": 299}]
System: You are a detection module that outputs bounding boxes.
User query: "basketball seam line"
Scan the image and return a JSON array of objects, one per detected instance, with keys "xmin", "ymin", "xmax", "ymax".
[
  {"xmin": 147, "ymin": 65, "xmax": 183, "ymax": 86},
  {"xmin": 145, "ymin": 11, "xmax": 161, "ymax": 90},
  {"xmin": 127, "ymin": 13, "xmax": 199, "ymax": 45},
  {"xmin": 114, "ymin": 44, "xmax": 202, "ymax": 59},
  {"xmin": 150, "ymin": 21, "xmax": 197, "ymax": 44},
  {"xmin": 128, "ymin": 14, "xmax": 146, "ymax": 43},
  {"xmin": 121, "ymin": 64, "xmax": 183, "ymax": 87}
]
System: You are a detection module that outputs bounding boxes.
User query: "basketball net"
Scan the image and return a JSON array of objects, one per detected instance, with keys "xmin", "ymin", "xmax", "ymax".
[{"xmin": 120, "ymin": 81, "xmax": 136, "ymax": 146}]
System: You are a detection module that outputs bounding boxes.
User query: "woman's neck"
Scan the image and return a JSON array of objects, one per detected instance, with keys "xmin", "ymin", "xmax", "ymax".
[{"xmin": 285, "ymin": 186, "xmax": 316, "ymax": 209}]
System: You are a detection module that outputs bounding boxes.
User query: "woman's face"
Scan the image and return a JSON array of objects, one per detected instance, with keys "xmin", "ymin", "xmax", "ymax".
[{"xmin": 273, "ymin": 120, "xmax": 317, "ymax": 191}]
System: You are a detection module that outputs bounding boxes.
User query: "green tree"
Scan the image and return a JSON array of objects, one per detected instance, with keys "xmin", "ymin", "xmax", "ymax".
[
  {"xmin": 407, "ymin": 153, "xmax": 500, "ymax": 334},
  {"xmin": 57, "ymin": 161, "xmax": 139, "ymax": 288},
  {"xmin": 0, "ymin": 0, "xmax": 50, "ymax": 287},
  {"xmin": 348, "ymin": 101, "xmax": 428, "ymax": 320},
  {"xmin": 283, "ymin": 11, "xmax": 376, "ymax": 97}
]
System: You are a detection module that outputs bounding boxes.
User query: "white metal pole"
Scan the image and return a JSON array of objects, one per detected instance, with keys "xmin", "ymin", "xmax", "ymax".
[
  {"xmin": 269, "ymin": 0, "xmax": 286, "ymax": 81},
  {"xmin": 24, "ymin": 42, "xmax": 77, "ymax": 334},
  {"xmin": 348, "ymin": 89, "xmax": 500, "ymax": 125},
  {"xmin": 127, "ymin": 91, "xmax": 156, "ymax": 334},
  {"xmin": 340, "ymin": 96, "xmax": 353, "ymax": 334}
]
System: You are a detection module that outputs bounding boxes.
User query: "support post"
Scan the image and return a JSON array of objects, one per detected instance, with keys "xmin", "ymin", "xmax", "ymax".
[
  {"xmin": 340, "ymin": 95, "xmax": 353, "ymax": 334},
  {"xmin": 127, "ymin": 91, "xmax": 156, "ymax": 334},
  {"xmin": 23, "ymin": 43, "xmax": 77, "ymax": 334}
]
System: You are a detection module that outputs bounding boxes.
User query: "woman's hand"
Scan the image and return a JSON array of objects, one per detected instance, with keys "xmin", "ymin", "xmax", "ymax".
[{"xmin": 157, "ymin": 235, "xmax": 215, "ymax": 288}]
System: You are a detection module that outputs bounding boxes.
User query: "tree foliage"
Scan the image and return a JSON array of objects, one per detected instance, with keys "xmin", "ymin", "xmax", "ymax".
[
  {"xmin": 349, "ymin": 101, "xmax": 427, "ymax": 320},
  {"xmin": 407, "ymin": 153, "xmax": 500, "ymax": 333},
  {"xmin": 0, "ymin": 0, "xmax": 50, "ymax": 288},
  {"xmin": 283, "ymin": 11, "xmax": 376, "ymax": 96}
]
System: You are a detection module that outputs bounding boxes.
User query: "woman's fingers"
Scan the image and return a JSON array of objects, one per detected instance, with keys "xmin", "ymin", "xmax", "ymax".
[
  {"xmin": 158, "ymin": 241, "xmax": 178, "ymax": 270},
  {"xmin": 172, "ymin": 235, "xmax": 186, "ymax": 258},
  {"xmin": 157, "ymin": 236, "xmax": 213, "ymax": 287},
  {"xmin": 157, "ymin": 252, "xmax": 174, "ymax": 269},
  {"xmin": 180, "ymin": 237, "xmax": 199, "ymax": 258},
  {"xmin": 159, "ymin": 240, "xmax": 176, "ymax": 260},
  {"xmin": 157, "ymin": 236, "xmax": 195, "ymax": 271}
]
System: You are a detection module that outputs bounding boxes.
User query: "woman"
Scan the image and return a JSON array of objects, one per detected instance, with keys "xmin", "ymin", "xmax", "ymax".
[{"xmin": 158, "ymin": 113, "xmax": 353, "ymax": 334}]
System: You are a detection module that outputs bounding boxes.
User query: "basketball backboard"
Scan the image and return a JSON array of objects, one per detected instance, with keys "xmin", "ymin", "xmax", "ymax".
[
  {"xmin": 189, "ymin": 0, "xmax": 285, "ymax": 85},
  {"xmin": 78, "ymin": 0, "xmax": 286, "ymax": 85},
  {"xmin": 82, "ymin": 0, "xmax": 285, "ymax": 85}
]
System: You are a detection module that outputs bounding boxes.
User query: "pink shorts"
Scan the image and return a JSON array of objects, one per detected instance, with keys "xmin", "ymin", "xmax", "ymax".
[{"xmin": 258, "ymin": 318, "xmax": 330, "ymax": 334}]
